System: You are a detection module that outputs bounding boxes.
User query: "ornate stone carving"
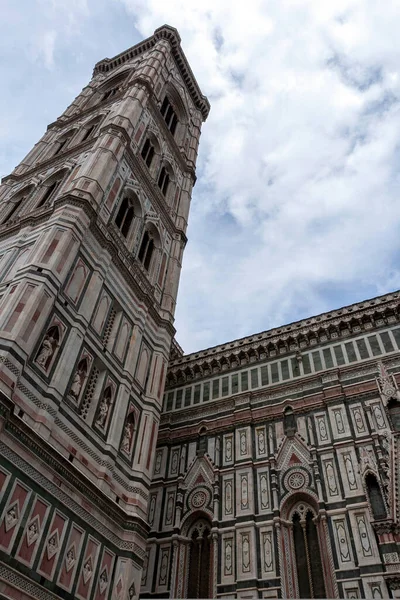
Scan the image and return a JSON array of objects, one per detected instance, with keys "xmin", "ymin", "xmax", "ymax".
[{"xmin": 377, "ymin": 361, "xmax": 400, "ymax": 405}]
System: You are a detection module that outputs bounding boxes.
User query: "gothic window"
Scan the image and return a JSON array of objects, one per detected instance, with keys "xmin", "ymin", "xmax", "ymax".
[
  {"xmin": 1, "ymin": 197, "xmax": 23, "ymax": 224},
  {"xmin": 292, "ymin": 508, "xmax": 326, "ymax": 599},
  {"xmin": 1, "ymin": 186, "xmax": 33, "ymax": 224},
  {"xmin": 141, "ymin": 138, "xmax": 155, "ymax": 168},
  {"xmin": 115, "ymin": 197, "xmax": 135, "ymax": 237},
  {"xmin": 366, "ymin": 473, "xmax": 386, "ymax": 520},
  {"xmin": 138, "ymin": 231, "xmax": 154, "ymax": 271},
  {"xmin": 102, "ymin": 87, "xmax": 118, "ymax": 101},
  {"xmin": 160, "ymin": 96, "xmax": 178, "ymax": 135},
  {"xmin": 187, "ymin": 519, "xmax": 212, "ymax": 598},
  {"xmin": 157, "ymin": 166, "xmax": 170, "ymax": 196},
  {"xmin": 387, "ymin": 398, "xmax": 400, "ymax": 431},
  {"xmin": 284, "ymin": 406, "xmax": 297, "ymax": 437},
  {"xmin": 53, "ymin": 130, "xmax": 76, "ymax": 156},
  {"xmin": 80, "ymin": 118, "xmax": 100, "ymax": 142},
  {"xmin": 36, "ymin": 172, "xmax": 65, "ymax": 208}
]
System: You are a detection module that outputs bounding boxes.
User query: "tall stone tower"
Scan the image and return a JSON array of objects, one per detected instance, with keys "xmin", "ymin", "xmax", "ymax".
[{"xmin": 0, "ymin": 26, "xmax": 209, "ymax": 600}]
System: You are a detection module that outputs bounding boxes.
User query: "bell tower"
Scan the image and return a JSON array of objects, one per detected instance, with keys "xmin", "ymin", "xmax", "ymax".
[{"xmin": 0, "ymin": 26, "xmax": 209, "ymax": 600}]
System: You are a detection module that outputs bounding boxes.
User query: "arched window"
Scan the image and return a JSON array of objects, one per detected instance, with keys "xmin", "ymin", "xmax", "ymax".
[
  {"xmin": 157, "ymin": 166, "xmax": 170, "ymax": 196},
  {"xmin": 187, "ymin": 519, "xmax": 212, "ymax": 599},
  {"xmin": 387, "ymin": 398, "xmax": 400, "ymax": 431},
  {"xmin": 53, "ymin": 131, "xmax": 75, "ymax": 157},
  {"xmin": 292, "ymin": 508, "xmax": 326, "ymax": 598},
  {"xmin": 138, "ymin": 231, "xmax": 154, "ymax": 271},
  {"xmin": 36, "ymin": 172, "xmax": 65, "ymax": 208},
  {"xmin": 284, "ymin": 406, "xmax": 296, "ymax": 437},
  {"xmin": 1, "ymin": 185, "xmax": 34, "ymax": 225},
  {"xmin": 80, "ymin": 119, "xmax": 99, "ymax": 142},
  {"xmin": 160, "ymin": 96, "xmax": 178, "ymax": 135},
  {"xmin": 366, "ymin": 473, "xmax": 386, "ymax": 520},
  {"xmin": 102, "ymin": 87, "xmax": 118, "ymax": 101},
  {"xmin": 141, "ymin": 138, "xmax": 155, "ymax": 168},
  {"xmin": 115, "ymin": 197, "xmax": 135, "ymax": 238}
]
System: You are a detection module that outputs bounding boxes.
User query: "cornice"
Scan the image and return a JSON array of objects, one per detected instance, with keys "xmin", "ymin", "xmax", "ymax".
[
  {"xmin": 168, "ymin": 291, "xmax": 400, "ymax": 382},
  {"xmin": 93, "ymin": 25, "xmax": 210, "ymax": 121}
]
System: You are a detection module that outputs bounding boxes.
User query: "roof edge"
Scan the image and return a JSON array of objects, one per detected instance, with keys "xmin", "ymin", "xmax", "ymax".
[{"xmin": 93, "ymin": 24, "xmax": 210, "ymax": 121}]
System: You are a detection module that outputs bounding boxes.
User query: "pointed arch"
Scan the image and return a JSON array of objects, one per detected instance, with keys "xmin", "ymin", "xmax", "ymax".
[
  {"xmin": 114, "ymin": 190, "xmax": 142, "ymax": 240},
  {"xmin": 36, "ymin": 169, "xmax": 68, "ymax": 208},
  {"xmin": 365, "ymin": 473, "xmax": 387, "ymax": 520},
  {"xmin": 1, "ymin": 184, "xmax": 34, "ymax": 224}
]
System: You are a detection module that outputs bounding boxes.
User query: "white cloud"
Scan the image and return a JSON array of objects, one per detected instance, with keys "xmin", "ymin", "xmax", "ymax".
[
  {"xmin": 117, "ymin": 0, "xmax": 400, "ymax": 352},
  {"xmin": 2, "ymin": 0, "xmax": 400, "ymax": 354}
]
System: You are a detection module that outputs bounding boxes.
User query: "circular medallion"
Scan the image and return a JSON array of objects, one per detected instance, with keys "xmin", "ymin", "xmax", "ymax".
[
  {"xmin": 192, "ymin": 491, "xmax": 207, "ymax": 508},
  {"xmin": 287, "ymin": 471, "xmax": 306, "ymax": 490},
  {"xmin": 188, "ymin": 487, "xmax": 211, "ymax": 511}
]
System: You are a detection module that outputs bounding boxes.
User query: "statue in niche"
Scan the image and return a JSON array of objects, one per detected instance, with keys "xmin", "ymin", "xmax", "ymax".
[
  {"xmin": 70, "ymin": 358, "xmax": 88, "ymax": 400},
  {"xmin": 36, "ymin": 325, "xmax": 59, "ymax": 369},
  {"xmin": 96, "ymin": 386, "xmax": 112, "ymax": 428},
  {"xmin": 121, "ymin": 412, "xmax": 135, "ymax": 454}
]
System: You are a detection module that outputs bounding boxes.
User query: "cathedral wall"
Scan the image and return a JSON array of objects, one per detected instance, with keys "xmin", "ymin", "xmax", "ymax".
[{"xmin": 145, "ymin": 310, "xmax": 400, "ymax": 598}]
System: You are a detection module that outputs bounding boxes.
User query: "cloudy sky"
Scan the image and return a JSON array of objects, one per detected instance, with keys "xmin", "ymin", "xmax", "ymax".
[{"xmin": 2, "ymin": 1, "xmax": 400, "ymax": 353}]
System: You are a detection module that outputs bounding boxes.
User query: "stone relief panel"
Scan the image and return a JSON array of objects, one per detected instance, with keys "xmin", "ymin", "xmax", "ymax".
[
  {"xmin": 236, "ymin": 528, "xmax": 256, "ymax": 580},
  {"xmin": 222, "ymin": 475, "xmax": 234, "ymax": 520},
  {"xmin": 153, "ymin": 447, "xmax": 167, "ymax": 478},
  {"xmin": 321, "ymin": 454, "xmax": 342, "ymax": 500},
  {"xmin": 163, "ymin": 489, "xmax": 176, "ymax": 530},
  {"xmin": 362, "ymin": 577, "xmax": 388, "ymax": 599},
  {"xmin": 342, "ymin": 581, "xmax": 361, "ymax": 598},
  {"xmin": 223, "ymin": 433, "xmax": 234, "ymax": 466},
  {"xmin": 337, "ymin": 447, "xmax": 362, "ymax": 496},
  {"xmin": 350, "ymin": 403, "xmax": 368, "ymax": 437},
  {"xmin": 331, "ymin": 515, "xmax": 355, "ymax": 569},
  {"xmin": 259, "ymin": 526, "xmax": 275, "ymax": 578},
  {"xmin": 314, "ymin": 412, "xmax": 331, "ymax": 445},
  {"xmin": 257, "ymin": 469, "xmax": 270, "ymax": 513},
  {"xmin": 140, "ymin": 545, "xmax": 156, "ymax": 594},
  {"xmin": 148, "ymin": 489, "xmax": 162, "ymax": 531},
  {"xmin": 56, "ymin": 523, "xmax": 85, "ymax": 593},
  {"xmin": 0, "ymin": 480, "xmax": 31, "ymax": 554},
  {"xmin": 156, "ymin": 545, "xmax": 170, "ymax": 592},
  {"xmin": 236, "ymin": 469, "xmax": 254, "ymax": 515},
  {"xmin": 15, "ymin": 494, "xmax": 51, "ymax": 569},
  {"xmin": 369, "ymin": 401, "xmax": 388, "ymax": 431},
  {"xmin": 168, "ymin": 446, "xmax": 180, "ymax": 478},
  {"xmin": 221, "ymin": 532, "xmax": 235, "ymax": 585},
  {"xmin": 349, "ymin": 510, "xmax": 379, "ymax": 565},
  {"xmin": 236, "ymin": 427, "xmax": 252, "ymax": 460},
  {"xmin": 255, "ymin": 426, "xmax": 267, "ymax": 458},
  {"xmin": 328, "ymin": 404, "xmax": 350, "ymax": 439}
]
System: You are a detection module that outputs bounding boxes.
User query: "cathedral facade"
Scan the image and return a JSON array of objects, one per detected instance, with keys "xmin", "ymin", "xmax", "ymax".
[
  {"xmin": 0, "ymin": 25, "xmax": 399, "ymax": 600},
  {"xmin": 149, "ymin": 294, "xmax": 400, "ymax": 599}
]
